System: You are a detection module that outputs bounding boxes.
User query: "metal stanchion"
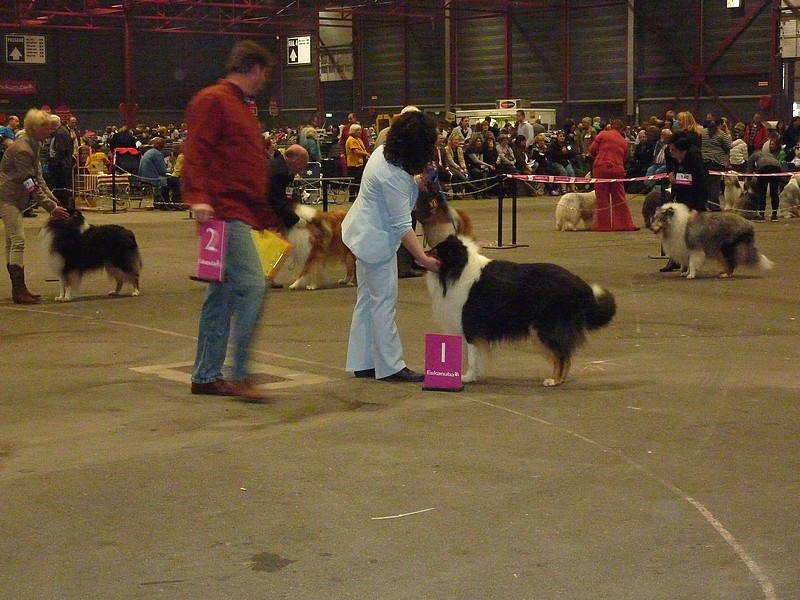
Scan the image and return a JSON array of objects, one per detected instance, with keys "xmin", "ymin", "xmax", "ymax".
[{"xmin": 483, "ymin": 175, "xmax": 528, "ymax": 250}]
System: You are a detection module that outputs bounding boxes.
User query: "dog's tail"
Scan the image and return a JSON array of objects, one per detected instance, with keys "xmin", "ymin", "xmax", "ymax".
[
  {"xmin": 748, "ymin": 252, "xmax": 775, "ymax": 271},
  {"xmin": 736, "ymin": 237, "xmax": 775, "ymax": 271},
  {"xmin": 585, "ymin": 284, "xmax": 616, "ymax": 330}
]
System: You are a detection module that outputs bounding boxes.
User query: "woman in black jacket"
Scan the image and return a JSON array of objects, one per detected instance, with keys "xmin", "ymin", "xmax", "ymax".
[{"xmin": 659, "ymin": 129, "xmax": 710, "ymax": 272}]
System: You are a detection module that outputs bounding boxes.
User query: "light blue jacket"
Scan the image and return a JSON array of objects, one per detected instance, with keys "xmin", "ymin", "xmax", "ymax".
[{"xmin": 342, "ymin": 145, "xmax": 419, "ymax": 264}]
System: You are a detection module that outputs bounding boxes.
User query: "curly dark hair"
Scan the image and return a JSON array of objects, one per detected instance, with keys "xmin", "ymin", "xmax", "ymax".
[{"xmin": 384, "ymin": 111, "xmax": 437, "ymax": 174}]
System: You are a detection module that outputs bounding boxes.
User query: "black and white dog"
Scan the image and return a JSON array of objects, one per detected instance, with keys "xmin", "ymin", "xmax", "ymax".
[
  {"xmin": 41, "ymin": 210, "xmax": 142, "ymax": 301},
  {"xmin": 426, "ymin": 235, "xmax": 616, "ymax": 386}
]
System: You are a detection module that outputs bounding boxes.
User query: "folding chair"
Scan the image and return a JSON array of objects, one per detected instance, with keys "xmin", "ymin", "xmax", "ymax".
[{"xmin": 295, "ymin": 161, "xmax": 323, "ymax": 204}]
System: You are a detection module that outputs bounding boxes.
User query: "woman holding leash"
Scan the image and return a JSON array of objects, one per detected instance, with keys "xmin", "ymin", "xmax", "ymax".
[
  {"xmin": 342, "ymin": 110, "xmax": 440, "ymax": 383},
  {"xmin": 0, "ymin": 108, "xmax": 69, "ymax": 303}
]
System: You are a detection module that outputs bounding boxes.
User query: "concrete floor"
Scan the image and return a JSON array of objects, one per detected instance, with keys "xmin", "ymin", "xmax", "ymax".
[{"xmin": 0, "ymin": 193, "xmax": 798, "ymax": 600}]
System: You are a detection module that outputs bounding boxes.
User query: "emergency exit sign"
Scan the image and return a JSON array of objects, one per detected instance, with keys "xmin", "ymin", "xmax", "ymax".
[{"xmin": 5, "ymin": 34, "xmax": 46, "ymax": 64}]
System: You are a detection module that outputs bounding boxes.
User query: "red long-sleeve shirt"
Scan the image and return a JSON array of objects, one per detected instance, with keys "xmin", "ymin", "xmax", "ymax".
[{"xmin": 183, "ymin": 79, "xmax": 278, "ymax": 230}]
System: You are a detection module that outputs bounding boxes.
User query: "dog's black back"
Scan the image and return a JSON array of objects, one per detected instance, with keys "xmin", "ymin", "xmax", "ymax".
[
  {"xmin": 434, "ymin": 235, "xmax": 616, "ymax": 363},
  {"xmin": 47, "ymin": 211, "xmax": 141, "ymax": 276}
]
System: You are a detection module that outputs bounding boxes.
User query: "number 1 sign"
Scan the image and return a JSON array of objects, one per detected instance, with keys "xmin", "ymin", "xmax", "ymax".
[
  {"xmin": 196, "ymin": 219, "xmax": 227, "ymax": 282},
  {"xmin": 423, "ymin": 333, "xmax": 464, "ymax": 391}
]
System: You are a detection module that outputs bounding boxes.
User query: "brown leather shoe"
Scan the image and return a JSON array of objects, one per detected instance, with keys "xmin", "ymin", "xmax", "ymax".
[
  {"xmin": 191, "ymin": 380, "xmax": 237, "ymax": 396},
  {"xmin": 226, "ymin": 380, "xmax": 270, "ymax": 402}
]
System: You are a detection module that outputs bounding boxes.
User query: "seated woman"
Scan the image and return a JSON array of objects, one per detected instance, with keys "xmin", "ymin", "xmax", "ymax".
[
  {"xmin": 495, "ymin": 134, "xmax": 517, "ymax": 174},
  {"xmin": 546, "ymin": 131, "xmax": 578, "ymax": 194},
  {"xmin": 512, "ymin": 135, "xmax": 538, "ymax": 196},
  {"xmin": 530, "ymin": 133, "xmax": 560, "ymax": 196},
  {"xmin": 444, "ymin": 132, "xmax": 471, "ymax": 193},
  {"xmin": 464, "ymin": 135, "xmax": 495, "ymax": 195},
  {"xmin": 626, "ymin": 125, "xmax": 657, "ymax": 193}
]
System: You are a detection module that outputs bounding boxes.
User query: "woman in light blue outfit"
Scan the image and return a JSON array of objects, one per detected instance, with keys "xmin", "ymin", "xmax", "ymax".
[{"xmin": 342, "ymin": 111, "xmax": 440, "ymax": 383}]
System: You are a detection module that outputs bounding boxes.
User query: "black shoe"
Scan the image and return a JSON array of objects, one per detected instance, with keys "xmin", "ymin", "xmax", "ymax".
[
  {"xmin": 23, "ymin": 209, "xmax": 37, "ymax": 218},
  {"xmin": 380, "ymin": 367, "xmax": 424, "ymax": 383},
  {"xmin": 354, "ymin": 368, "xmax": 376, "ymax": 378},
  {"xmin": 660, "ymin": 259, "xmax": 679, "ymax": 272}
]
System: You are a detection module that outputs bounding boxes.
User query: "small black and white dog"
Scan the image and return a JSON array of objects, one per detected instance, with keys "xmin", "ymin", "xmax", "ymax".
[
  {"xmin": 426, "ymin": 235, "xmax": 616, "ymax": 386},
  {"xmin": 41, "ymin": 210, "xmax": 142, "ymax": 302}
]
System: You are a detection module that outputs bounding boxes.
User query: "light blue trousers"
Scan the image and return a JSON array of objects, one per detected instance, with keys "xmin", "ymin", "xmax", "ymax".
[
  {"xmin": 192, "ymin": 220, "xmax": 267, "ymax": 384},
  {"xmin": 346, "ymin": 256, "xmax": 405, "ymax": 379}
]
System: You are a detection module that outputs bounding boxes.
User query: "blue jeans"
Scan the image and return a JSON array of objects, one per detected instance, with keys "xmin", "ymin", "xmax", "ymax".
[
  {"xmin": 644, "ymin": 163, "xmax": 669, "ymax": 188},
  {"xmin": 192, "ymin": 220, "xmax": 267, "ymax": 384},
  {"xmin": 552, "ymin": 163, "xmax": 575, "ymax": 177}
]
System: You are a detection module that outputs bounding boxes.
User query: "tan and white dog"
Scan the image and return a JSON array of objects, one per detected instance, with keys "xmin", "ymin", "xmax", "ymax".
[
  {"xmin": 721, "ymin": 173, "xmax": 744, "ymax": 211},
  {"xmin": 555, "ymin": 190, "xmax": 596, "ymax": 231},
  {"xmin": 413, "ymin": 184, "xmax": 474, "ymax": 248},
  {"xmin": 282, "ymin": 204, "xmax": 356, "ymax": 290}
]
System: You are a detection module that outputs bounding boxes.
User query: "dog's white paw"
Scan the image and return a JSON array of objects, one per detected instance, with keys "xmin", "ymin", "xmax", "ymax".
[
  {"xmin": 338, "ymin": 278, "xmax": 355, "ymax": 286},
  {"xmin": 108, "ymin": 291, "xmax": 120, "ymax": 296},
  {"xmin": 462, "ymin": 371, "xmax": 477, "ymax": 383},
  {"xmin": 718, "ymin": 272, "xmax": 731, "ymax": 279},
  {"xmin": 288, "ymin": 280, "xmax": 303, "ymax": 290},
  {"xmin": 543, "ymin": 378, "xmax": 562, "ymax": 387},
  {"xmin": 304, "ymin": 283, "xmax": 318, "ymax": 291},
  {"xmin": 54, "ymin": 295, "xmax": 70, "ymax": 302},
  {"xmin": 131, "ymin": 289, "xmax": 140, "ymax": 296},
  {"xmin": 685, "ymin": 272, "xmax": 696, "ymax": 279}
]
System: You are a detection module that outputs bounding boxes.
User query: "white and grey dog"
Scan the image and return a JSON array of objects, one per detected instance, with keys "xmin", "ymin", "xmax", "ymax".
[
  {"xmin": 650, "ymin": 202, "xmax": 774, "ymax": 279},
  {"xmin": 777, "ymin": 173, "xmax": 800, "ymax": 219},
  {"xmin": 555, "ymin": 190, "xmax": 596, "ymax": 231}
]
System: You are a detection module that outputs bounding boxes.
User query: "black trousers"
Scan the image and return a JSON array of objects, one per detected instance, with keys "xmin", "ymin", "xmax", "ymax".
[{"xmin": 754, "ymin": 165, "xmax": 783, "ymax": 215}]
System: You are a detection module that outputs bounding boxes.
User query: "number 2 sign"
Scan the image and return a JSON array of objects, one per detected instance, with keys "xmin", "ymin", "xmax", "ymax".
[
  {"xmin": 423, "ymin": 333, "xmax": 464, "ymax": 391},
  {"xmin": 196, "ymin": 219, "xmax": 227, "ymax": 282}
]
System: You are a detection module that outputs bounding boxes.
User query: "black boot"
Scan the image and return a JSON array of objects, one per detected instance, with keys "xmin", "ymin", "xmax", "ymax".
[{"xmin": 7, "ymin": 264, "xmax": 40, "ymax": 304}]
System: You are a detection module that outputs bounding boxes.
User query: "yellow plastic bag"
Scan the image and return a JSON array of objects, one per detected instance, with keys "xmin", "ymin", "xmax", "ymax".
[{"xmin": 250, "ymin": 229, "xmax": 293, "ymax": 278}]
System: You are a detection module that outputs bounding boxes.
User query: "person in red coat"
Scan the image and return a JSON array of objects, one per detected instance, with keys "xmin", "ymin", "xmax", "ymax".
[{"xmin": 589, "ymin": 119, "xmax": 638, "ymax": 231}]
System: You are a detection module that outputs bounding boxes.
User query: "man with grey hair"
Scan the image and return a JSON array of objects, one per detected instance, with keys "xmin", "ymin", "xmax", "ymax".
[{"xmin": 374, "ymin": 105, "xmax": 420, "ymax": 148}]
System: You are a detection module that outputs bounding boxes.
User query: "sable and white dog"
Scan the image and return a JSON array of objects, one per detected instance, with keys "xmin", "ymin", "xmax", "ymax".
[
  {"xmin": 777, "ymin": 173, "xmax": 800, "ymax": 218},
  {"xmin": 282, "ymin": 204, "xmax": 356, "ymax": 290},
  {"xmin": 426, "ymin": 235, "xmax": 616, "ymax": 386},
  {"xmin": 721, "ymin": 173, "xmax": 745, "ymax": 212},
  {"xmin": 413, "ymin": 184, "xmax": 474, "ymax": 248},
  {"xmin": 650, "ymin": 202, "xmax": 774, "ymax": 279},
  {"xmin": 41, "ymin": 209, "xmax": 141, "ymax": 301},
  {"xmin": 555, "ymin": 190, "xmax": 596, "ymax": 231}
]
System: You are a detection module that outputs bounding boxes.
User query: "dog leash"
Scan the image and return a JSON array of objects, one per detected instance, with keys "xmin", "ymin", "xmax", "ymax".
[{"xmin": 434, "ymin": 180, "xmax": 460, "ymax": 234}]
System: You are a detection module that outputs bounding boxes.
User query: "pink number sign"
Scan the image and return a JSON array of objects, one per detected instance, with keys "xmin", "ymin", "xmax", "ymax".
[
  {"xmin": 423, "ymin": 333, "xmax": 464, "ymax": 391},
  {"xmin": 196, "ymin": 219, "xmax": 226, "ymax": 282}
]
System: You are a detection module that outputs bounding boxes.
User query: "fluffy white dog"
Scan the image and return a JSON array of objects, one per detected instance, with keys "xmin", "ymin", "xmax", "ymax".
[
  {"xmin": 778, "ymin": 173, "xmax": 800, "ymax": 218},
  {"xmin": 555, "ymin": 190, "xmax": 596, "ymax": 231}
]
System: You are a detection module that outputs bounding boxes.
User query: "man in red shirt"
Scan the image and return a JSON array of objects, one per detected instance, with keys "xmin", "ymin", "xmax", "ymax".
[{"xmin": 184, "ymin": 40, "xmax": 277, "ymax": 401}]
